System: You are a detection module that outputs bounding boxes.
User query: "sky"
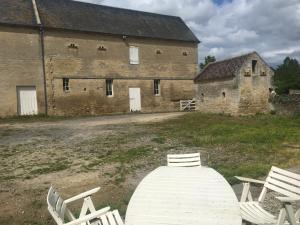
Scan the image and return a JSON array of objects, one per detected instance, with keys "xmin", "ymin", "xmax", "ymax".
[{"xmin": 77, "ymin": 0, "xmax": 300, "ymax": 67}]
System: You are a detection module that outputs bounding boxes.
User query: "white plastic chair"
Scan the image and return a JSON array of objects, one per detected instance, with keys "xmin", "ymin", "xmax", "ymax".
[
  {"xmin": 47, "ymin": 186, "xmax": 124, "ymax": 225},
  {"xmin": 167, "ymin": 153, "xmax": 201, "ymax": 167},
  {"xmin": 235, "ymin": 166, "xmax": 300, "ymax": 225}
]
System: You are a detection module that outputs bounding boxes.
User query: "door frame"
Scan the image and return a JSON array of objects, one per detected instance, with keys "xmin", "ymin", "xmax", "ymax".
[
  {"xmin": 129, "ymin": 87, "xmax": 141, "ymax": 112},
  {"xmin": 16, "ymin": 86, "xmax": 38, "ymax": 116}
]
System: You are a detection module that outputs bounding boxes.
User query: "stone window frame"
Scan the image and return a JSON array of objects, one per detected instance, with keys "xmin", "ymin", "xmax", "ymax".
[
  {"xmin": 252, "ymin": 60, "xmax": 258, "ymax": 74},
  {"xmin": 129, "ymin": 46, "xmax": 139, "ymax": 65},
  {"xmin": 106, "ymin": 79, "xmax": 114, "ymax": 97},
  {"xmin": 260, "ymin": 66, "xmax": 267, "ymax": 76},
  {"xmin": 98, "ymin": 45, "xmax": 107, "ymax": 51},
  {"xmin": 67, "ymin": 43, "xmax": 79, "ymax": 49},
  {"xmin": 154, "ymin": 79, "xmax": 161, "ymax": 96},
  {"xmin": 156, "ymin": 49, "xmax": 162, "ymax": 55},
  {"xmin": 63, "ymin": 78, "xmax": 70, "ymax": 92}
]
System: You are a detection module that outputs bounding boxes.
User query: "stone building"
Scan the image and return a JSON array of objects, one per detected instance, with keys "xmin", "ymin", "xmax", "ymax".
[
  {"xmin": 194, "ymin": 52, "xmax": 274, "ymax": 115},
  {"xmin": 0, "ymin": 0, "xmax": 199, "ymax": 117}
]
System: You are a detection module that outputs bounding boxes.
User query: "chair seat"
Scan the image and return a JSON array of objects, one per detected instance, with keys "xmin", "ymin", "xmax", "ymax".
[
  {"xmin": 240, "ymin": 201, "xmax": 277, "ymax": 225},
  {"xmin": 89, "ymin": 210, "xmax": 124, "ymax": 225}
]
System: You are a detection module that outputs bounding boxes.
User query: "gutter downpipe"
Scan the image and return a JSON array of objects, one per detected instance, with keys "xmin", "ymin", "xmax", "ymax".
[
  {"xmin": 32, "ymin": 0, "xmax": 48, "ymax": 115},
  {"xmin": 39, "ymin": 26, "xmax": 48, "ymax": 116}
]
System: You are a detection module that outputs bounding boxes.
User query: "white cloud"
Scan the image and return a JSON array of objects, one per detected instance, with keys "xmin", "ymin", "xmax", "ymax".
[
  {"xmin": 263, "ymin": 46, "xmax": 300, "ymax": 58},
  {"xmin": 227, "ymin": 29, "xmax": 258, "ymax": 43},
  {"xmin": 77, "ymin": 0, "xmax": 300, "ymax": 66},
  {"xmin": 208, "ymin": 47, "xmax": 225, "ymax": 57}
]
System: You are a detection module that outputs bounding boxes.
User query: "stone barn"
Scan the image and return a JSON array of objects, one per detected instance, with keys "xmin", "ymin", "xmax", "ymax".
[
  {"xmin": 194, "ymin": 52, "xmax": 274, "ymax": 115},
  {"xmin": 0, "ymin": 0, "xmax": 199, "ymax": 117}
]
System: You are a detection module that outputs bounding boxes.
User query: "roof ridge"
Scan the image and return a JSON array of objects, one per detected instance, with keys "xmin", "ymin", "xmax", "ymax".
[
  {"xmin": 195, "ymin": 51, "xmax": 258, "ymax": 82},
  {"xmin": 208, "ymin": 51, "xmax": 256, "ymax": 66},
  {"xmin": 197, "ymin": 51, "xmax": 255, "ymax": 75},
  {"xmin": 33, "ymin": 0, "xmax": 200, "ymax": 43},
  {"xmin": 70, "ymin": 0, "xmax": 181, "ymax": 19}
]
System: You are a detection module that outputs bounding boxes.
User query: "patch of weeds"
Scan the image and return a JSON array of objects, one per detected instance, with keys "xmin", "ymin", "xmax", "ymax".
[
  {"xmin": 23, "ymin": 219, "xmax": 44, "ymax": 225},
  {"xmin": 104, "ymin": 172, "xmax": 113, "ymax": 177},
  {"xmin": 96, "ymin": 189, "xmax": 134, "ymax": 217},
  {"xmin": 0, "ymin": 152, "xmax": 15, "ymax": 158},
  {"xmin": 214, "ymin": 163, "xmax": 271, "ymax": 184},
  {"xmin": 24, "ymin": 175, "xmax": 32, "ymax": 180},
  {"xmin": 30, "ymin": 161, "xmax": 71, "ymax": 175},
  {"xmin": 109, "ymin": 147, "xmax": 152, "ymax": 164},
  {"xmin": 0, "ymin": 114, "xmax": 69, "ymax": 124},
  {"xmin": 152, "ymin": 137, "xmax": 166, "ymax": 144},
  {"xmin": 31, "ymin": 199, "xmax": 43, "ymax": 209},
  {"xmin": 88, "ymin": 160, "xmax": 103, "ymax": 167},
  {"xmin": 113, "ymin": 164, "xmax": 127, "ymax": 185},
  {"xmin": 0, "ymin": 175, "xmax": 17, "ymax": 181}
]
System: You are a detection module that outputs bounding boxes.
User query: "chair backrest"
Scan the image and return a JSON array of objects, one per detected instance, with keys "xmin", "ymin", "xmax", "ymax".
[
  {"xmin": 47, "ymin": 186, "xmax": 67, "ymax": 224},
  {"xmin": 99, "ymin": 210, "xmax": 124, "ymax": 225},
  {"xmin": 258, "ymin": 166, "xmax": 300, "ymax": 202},
  {"xmin": 167, "ymin": 153, "xmax": 201, "ymax": 167}
]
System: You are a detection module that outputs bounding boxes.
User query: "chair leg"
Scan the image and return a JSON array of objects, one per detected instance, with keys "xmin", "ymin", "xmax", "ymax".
[
  {"xmin": 241, "ymin": 183, "xmax": 251, "ymax": 202},
  {"xmin": 285, "ymin": 204, "xmax": 297, "ymax": 225},
  {"xmin": 276, "ymin": 208, "xmax": 287, "ymax": 225},
  {"xmin": 295, "ymin": 209, "xmax": 300, "ymax": 222}
]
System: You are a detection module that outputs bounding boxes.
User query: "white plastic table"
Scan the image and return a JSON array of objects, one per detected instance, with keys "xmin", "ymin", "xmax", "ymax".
[{"xmin": 125, "ymin": 166, "xmax": 242, "ymax": 225}]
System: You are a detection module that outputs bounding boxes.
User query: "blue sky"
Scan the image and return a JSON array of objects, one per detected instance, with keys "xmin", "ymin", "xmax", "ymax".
[
  {"xmin": 212, "ymin": 0, "xmax": 229, "ymax": 5},
  {"xmin": 78, "ymin": 0, "xmax": 300, "ymax": 66}
]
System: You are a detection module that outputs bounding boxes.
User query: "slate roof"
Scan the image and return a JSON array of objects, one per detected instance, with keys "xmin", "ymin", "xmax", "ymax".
[
  {"xmin": 35, "ymin": 0, "xmax": 200, "ymax": 43},
  {"xmin": 194, "ymin": 52, "xmax": 256, "ymax": 82},
  {"xmin": 0, "ymin": 0, "xmax": 37, "ymax": 27},
  {"xmin": 0, "ymin": 0, "xmax": 199, "ymax": 42}
]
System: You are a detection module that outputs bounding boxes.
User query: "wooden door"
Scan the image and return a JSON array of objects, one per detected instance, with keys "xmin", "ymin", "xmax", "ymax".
[
  {"xmin": 129, "ymin": 88, "xmax": 141, "ymax": 112},
  {"xmin": 17, "ymin": 86, "xmax": 38, "ymax": 115}
]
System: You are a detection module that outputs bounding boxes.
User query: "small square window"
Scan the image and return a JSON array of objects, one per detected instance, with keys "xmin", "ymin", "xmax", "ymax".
[
  {"xmin": 98, "ymin": 45, "xmax": 107, "ymax": 51},
  {"xmin": 106, "ymin": 79, "xmax": 113, "ymax": 96},
  {"xmin": 68, "ymin": 43, "xmax": 78, "ymax": 49},
  {"xmin": 63, "ymin": 78, "xmax": 69, "ymax": 92},
  {"xmin": 154, "ymin": 79, "xmax": 160, "ymax": 96}
]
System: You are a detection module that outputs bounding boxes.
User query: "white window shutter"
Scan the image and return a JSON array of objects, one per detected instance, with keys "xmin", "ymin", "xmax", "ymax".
[{"xmin": 130, "ymin": 46, "xmax": 139, "ymax": 64}]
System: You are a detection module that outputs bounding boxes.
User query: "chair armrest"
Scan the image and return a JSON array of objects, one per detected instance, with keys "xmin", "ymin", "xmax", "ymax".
[
  {"xmin": 276, "ymin": 197, "xmax": 300, "ymax": 203},
  {"xmin": 66, "ymin": 206, "xmax": 110, "ymax": 225},
  {"xmin": 235, "ymin": 176, "xmax": 265, "ymax": 184},
  {"xmin": 65, "ymin": 187, "xmax": 101, "ymax": 204}
]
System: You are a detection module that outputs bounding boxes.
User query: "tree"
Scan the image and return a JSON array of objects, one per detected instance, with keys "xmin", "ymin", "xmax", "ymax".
[
  {"xmin": 200, "ymin": 55, "xmax": 216, "ymax": 70},
  {"xmin": 274, "ymin": 57, "xmax": 300, "ymax": 94}
]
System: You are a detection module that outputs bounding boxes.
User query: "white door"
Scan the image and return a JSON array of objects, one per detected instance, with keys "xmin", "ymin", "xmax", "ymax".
[
  {"xmin": 17, "ymin": 86, "xmax": 38, "ymax": 115},
  {"xmin": 129, "ymin": 88, "xmax": 141, "ymax": 112}
]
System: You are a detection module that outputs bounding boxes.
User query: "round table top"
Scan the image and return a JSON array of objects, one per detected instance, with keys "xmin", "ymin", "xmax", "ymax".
[{"xmin": 125, "ymin": 166, "xmax": 241, "ymax": 225}]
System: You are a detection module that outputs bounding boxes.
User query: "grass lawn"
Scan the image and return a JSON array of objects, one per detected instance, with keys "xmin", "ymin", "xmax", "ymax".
[{"xmin": 155, "ymin": 113, "xmax": 300, "ymax": 183}]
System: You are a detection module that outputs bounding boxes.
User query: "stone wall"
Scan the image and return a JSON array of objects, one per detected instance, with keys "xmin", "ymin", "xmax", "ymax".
[
  {"xmin": 238, "ymin": 53, "xmax": 274, "ymax": 114},
  {"xmin": 44, "ymin": 30, "xmax": 198, "ymax": 115},
  {"xmin": 195, "ymin": 52, "xmax": 274, "ymax": 115},
  {"xmin": 271, "ymin": 95, "xmax": 300, "ymax": 115},
  {"xmin": 51, "ymin": 79, "xmax": 195, "ymax": 116},
  {"xmin": 0, "ymin": 26, "xmax": 45, "ymax": 117},
  {"xmin": 196, "ymin": 78, "xmax": 240, "ymax": 115}
]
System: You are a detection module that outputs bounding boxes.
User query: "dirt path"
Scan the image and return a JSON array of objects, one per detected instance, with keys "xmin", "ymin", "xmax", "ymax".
[
  {"xmin": 0, "ymin": 112, "xmax": 185, "ymax": 128},
  {"xmin": 0, "ymin": 112, "xmax": 187, "ymax": 225}
]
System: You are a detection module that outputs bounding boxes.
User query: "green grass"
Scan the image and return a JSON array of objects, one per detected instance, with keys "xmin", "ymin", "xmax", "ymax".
[
  {"xmin": 0, "ymin": 114, "xmax": 69, "ymax": 124},
  {"xmin": 108, "ymin": 146, "xmax": 152, "ymax": 163},
  {"xmin": 151, "ymin": 137, "xmax": 166, "ymax": 144},
  {"xmin": 30, "ymin": 160, "xmax": 72, "ymax": 175},
  {"xmin": 154, "ymin": 113, "xmax": 300, "ymax": 183}
]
